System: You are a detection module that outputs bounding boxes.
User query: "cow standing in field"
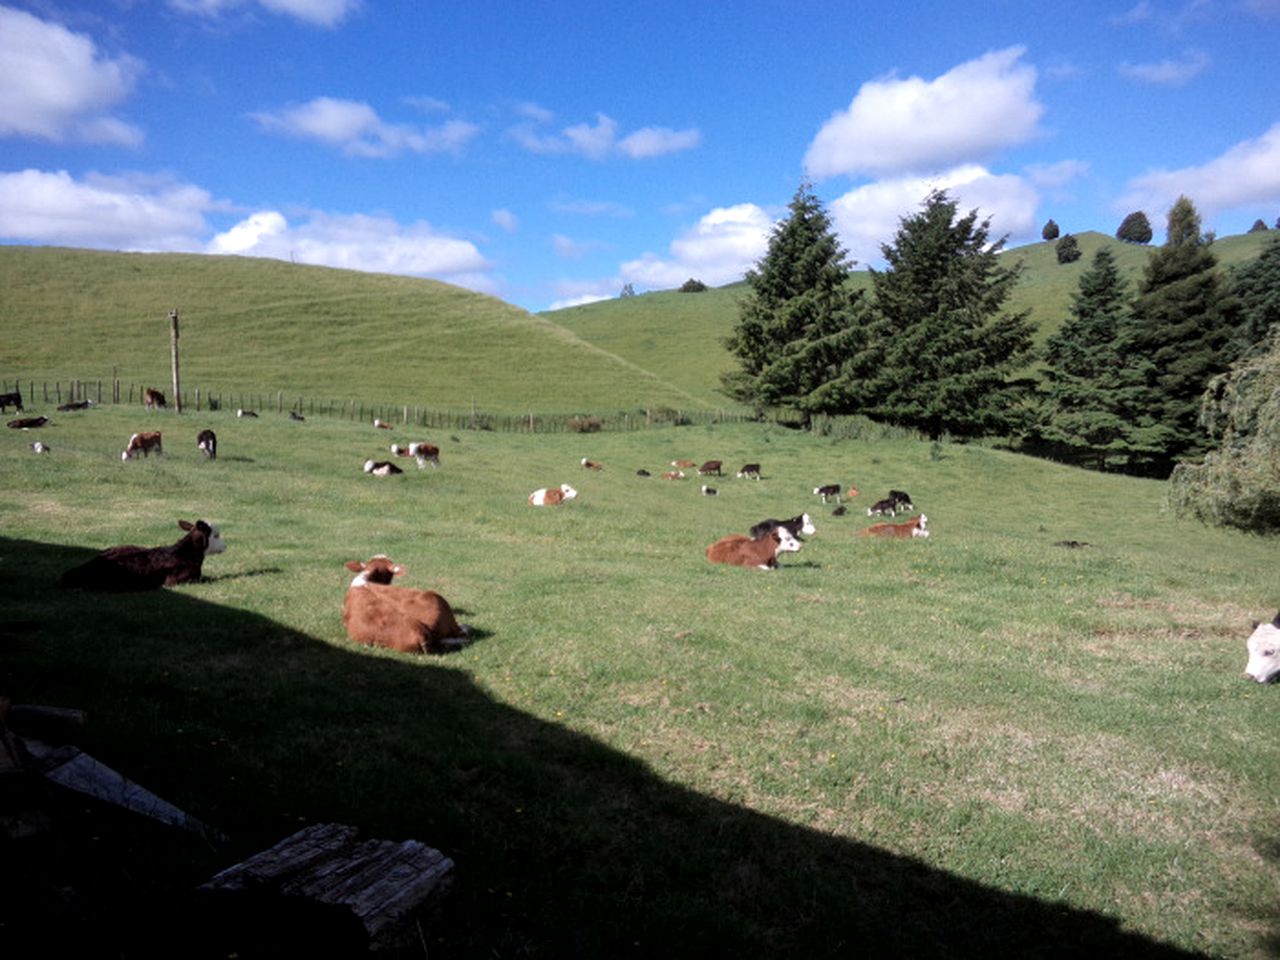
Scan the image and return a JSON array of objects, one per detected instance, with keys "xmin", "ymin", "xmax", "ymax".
[
  {"xmin": 0, "ymin": 390, "xmax": 23, "ymax": 412},
  {"xmin": 736, "ymin": 463, "xmax": 761, "ymax": 480},
  {"xmin": 122, "ymin": 431, "xmax": 163, "ymax": 461},
  {"xmin": 197, "ymin": 429, "xmax": 217, "ymax": 459},
  {"xmin": 698, "ymin": 460, "xmax": 723, "ymax": 477},
  {"xmin": 59, "ymin": 519, "xmax": 226, "ymax": 591},
  {"xmin": 343, "ymin": 555, "xmax": 471, "ymax": 654},
  {"xmin": 143, "ymin": 388, "xmax": 166, "ymax": 409}
]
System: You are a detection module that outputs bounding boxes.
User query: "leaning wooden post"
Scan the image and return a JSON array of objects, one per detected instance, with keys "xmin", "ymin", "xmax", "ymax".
[{"xmin": 168, "ymin": 309, "xmax": 183, "ymax": 414}]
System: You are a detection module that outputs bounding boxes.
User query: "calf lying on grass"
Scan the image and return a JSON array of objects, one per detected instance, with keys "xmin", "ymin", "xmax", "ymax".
[
  {"xmin": 343, "ymin": 555, "xmax": 471, "ymax": 654},
  {"xmin": 60, "ymin": 520, "xmax": 226, "ymax": 591},
  {"xmin": 858, "ymin": 514, "xmax": 929, "ymax": 539},
  {"xmin": 706, "ymin": 527, "xmax": 802, "ymax": 570}
]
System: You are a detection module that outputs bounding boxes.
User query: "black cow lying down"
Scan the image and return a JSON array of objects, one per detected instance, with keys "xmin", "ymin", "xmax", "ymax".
[{"xmin": 59, "ymin": 520, "xmax": 227, "ymax": 591}]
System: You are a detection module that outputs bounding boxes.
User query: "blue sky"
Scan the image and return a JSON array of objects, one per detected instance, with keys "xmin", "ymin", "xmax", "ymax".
[{"xmin": 2, "ymin": 0, "xmax": 1278, "ymax": 312}]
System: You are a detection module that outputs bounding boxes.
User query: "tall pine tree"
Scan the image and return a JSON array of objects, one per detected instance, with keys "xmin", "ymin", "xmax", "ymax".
[
  {"xmin": 1122, "ymin": 196, "xmax": 1241, "ymax": 473},
  {"xmin": 1040, "ymin": 247, "xmax": 1138, "ymax": 469},
  {"xmin": 721, "ymin": 182, "xmax": 865, "ymax": 414},
  {"xmin": 853, "ymin": 190, "xmax": 1036, "ymax": 440},
  {"xmin": 1231, "ymin": 232, "xmax": 1280, "ymax": 354}
]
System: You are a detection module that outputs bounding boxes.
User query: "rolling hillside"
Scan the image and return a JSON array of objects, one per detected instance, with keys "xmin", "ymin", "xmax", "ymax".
[
  {"xmin": 2, "ymin": 229, "xmax": 1272, "ymax": 416},
  {"xmin": 0, "ymin": 246, "xmax": 709, "ymax": 415}
]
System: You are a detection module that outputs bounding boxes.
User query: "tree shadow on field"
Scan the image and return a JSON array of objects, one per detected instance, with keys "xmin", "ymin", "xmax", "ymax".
[{"xmin": 0, "ymin": 535, "xmax": 1217, "ymax": 959}]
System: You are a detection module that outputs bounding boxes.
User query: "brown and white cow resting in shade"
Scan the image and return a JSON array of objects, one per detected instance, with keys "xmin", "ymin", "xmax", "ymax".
[
  {"xmin": 1244, "ymin": 612, "xmax": 1280, "ymax": 683},
  {"xmin": 343, "ymin": 555, "xmax": 471, "ymax": 654}
]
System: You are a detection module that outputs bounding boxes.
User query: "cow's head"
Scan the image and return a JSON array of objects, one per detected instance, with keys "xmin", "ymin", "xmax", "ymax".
[
  {"xmin": 1244, "ymin": 613, "xmax": 1280, "ymax": 684},
  {"xmin": 797, "ymin": 513, "xmax": 816, "ymax": 536},
  {"xmin": 912, "ymin": 514, "xmax": 930, "ymax": 538},
  {"xmin": 345, "ymin": 555, "xmax": 404, "ymax": 586},
  {"xmin": 774, "ymin": 527, "xmax": 802, "ymax": 554},
  {"xmin": 559, "ymin": 484, "xmax": 579, "ymax": 500},
  {"xmin": 180, "ymin": 519, "xmax": 226, "ymax": 555}
]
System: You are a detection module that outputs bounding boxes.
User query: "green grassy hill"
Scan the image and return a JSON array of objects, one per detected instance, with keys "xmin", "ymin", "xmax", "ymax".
[
  {"xmin": 0, "ymin": 246, "xmax": 709, "ymax": 415},
  {"xmin": 546, "ymin": 230, "xmax": 1275, "ymax": 402}
]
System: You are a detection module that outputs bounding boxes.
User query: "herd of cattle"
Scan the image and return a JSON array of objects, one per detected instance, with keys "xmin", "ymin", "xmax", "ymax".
[{"xmin": 7, "ymin": 384, "xmax": 1275, "ymax": 677}]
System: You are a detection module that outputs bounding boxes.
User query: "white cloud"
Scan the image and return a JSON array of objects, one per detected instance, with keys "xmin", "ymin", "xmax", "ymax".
[
  {"xmin": 208, "ymin": 209, "xmax": 495, "ymax": 291},
  {"xmin": 829, "ymin": 166, "xmax": 1040, "ymax": 267},
  {"xmin": 249, "ymin": 97, "xmax": 479, "ymax": 157},
  {"xmin": 1118, "ymin": 50, "xmax": 1210, "ymax": 85},
  {"xmin": 1118, "ymin": 122, "xmax": 1280, "ymax": 223},
  {"xmin": 804, "ymin": 47, "xmax": 1043, "ymax": 180},
  {"xmin": 0, "ymin": 7, "xmax": 144, "ymax": 146},
  {"xmin": 511, "ymin": 110, "xmax": 700, "ymax": 160},
  {"xmin": 0, "ymin": 168, "xmax": 212, "ymax": 248},
  {"xmin": 491, "ymin": 208, "xmax": 519, "ymax": 232},
  {"xmin": 551, "ymin": 233, "xmax": 591, "ymax": 259},
  {"xmin": 1025, "ymin": 159, "xmax": 1090, "ymax": 189},
  {"xmin": 547, "ymin": 282, "xmax": 615, "ymax": 311},
  {"xmin": 618, "ymin": 203, "xmax": 773, "ymax": 289},
  {"xmin": 167, "ymin": 0, "xmax": 359, "ymax": 27}
]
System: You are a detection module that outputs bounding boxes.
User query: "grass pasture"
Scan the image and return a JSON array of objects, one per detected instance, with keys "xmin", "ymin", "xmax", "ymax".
[{"xmin": 2, "ymin": 404, "xmax": 1277, "ymax": 957}]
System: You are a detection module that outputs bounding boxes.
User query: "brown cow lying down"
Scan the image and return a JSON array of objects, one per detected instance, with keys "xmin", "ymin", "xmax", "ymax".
[
  {"xmin": 343, "ymin": 555, "xmax": 471, "ymax": 654},
  {"xmin": 857, "ymin": 514, "xmax": 929, "ymax": 539},
  {"xmin": 60, "ymin": 520, "xmax": 227, "ymax": 591},
  {"xmin": 705, "ymin": 527, "xmax": 802, "ymax": 570}
]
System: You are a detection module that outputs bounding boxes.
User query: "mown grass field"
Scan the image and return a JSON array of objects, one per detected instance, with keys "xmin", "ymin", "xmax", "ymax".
[{"xmin": 2, "ymin": 402, "xmax": 1277, "ymax": 957}]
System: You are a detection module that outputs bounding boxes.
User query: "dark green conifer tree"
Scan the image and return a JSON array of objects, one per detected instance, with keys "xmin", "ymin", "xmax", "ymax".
[{"xmin": 1231, "ymin": 233, "xmax": 1280, "ymax": 354}]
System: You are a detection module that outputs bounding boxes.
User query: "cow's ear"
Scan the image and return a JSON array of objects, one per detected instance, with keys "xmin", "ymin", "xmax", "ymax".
[
  {"xmin": 344, "ymin": 560, "xmax": 364, "ymax": 572},
  {"xmin": 178, "ymin": 520, "xmax": 193, "ymax": 531},
  {"xmin": 392, "ymin": 564, "xmax": 406, "ymax": 577}
]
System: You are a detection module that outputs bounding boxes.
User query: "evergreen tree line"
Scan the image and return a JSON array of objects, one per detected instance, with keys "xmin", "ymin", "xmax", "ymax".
[{"xmin": 722, "ymin": 185, "xmax": 1280, "ymax": 531}]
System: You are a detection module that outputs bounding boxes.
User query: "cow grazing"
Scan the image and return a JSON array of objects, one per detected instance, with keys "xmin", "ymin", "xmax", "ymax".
[
  {"xmin": 737, "ymin": 463, "xmax": 761, "ymax": 480},
  {"xmin": 671, "ymin": 459, "xmax": 696, "ymax": 469},
  {"xmin": 706, "ymin": 528, "xmax": 803, "ymax": 570},
  {"xmin": 1244, "ymin": 612, "xmax": 1280, "ymax": 683},
  {"xmin": 701, "ymin": 485, "xmax": 718, "ymax": 496},
  {"xmin": 858, "ymin": 514, "xmax": 929, "ymax": 539},
  {"xmin": 30, "ymin": 441, "xmax": 49, "ymax": 453},
  {"xmin": 889, "ymin": 489, "xmax": 915, "ymax": 512},
  {"xmin": 749, "ymin": 513, "xmax": 816, "ymax": 541},
  {"xmin": 814, "ymin": 484, "xmax": 843, "ymax": 504},
  {"xmin": 364, "ymin": 459, "xmax": 403, "ymax": 476},
  {"xmin": 698, "ymin": 460, "xmax": 723, "ymax": 476},
  {"xmin": 343, "ymin": 555, "xmax": 471, "ymax": 654},
  {"xmin": 57, "ymin": 399, "xmax": 93, "ymax": 411},
  {"xmin": 237, "ymin": 409, "xmax": 258, "ymax": 418},
  {"xmin": 143, "ymin": 388, "xmax": 166, "ymax": 409},
  {"xmin": 60, "ymin": 519, "xmax": 226, "ymax": 591},
  {"xmin": 8, "ymin": 416, "xmax": 48, "ymax": 430},
  {"xmin": 121, "ymin": 431, "xmax": 163, "ymax": 461},
  {"xmin": 529, "ymin": 484, "xmax": 577, "ymax": 506},
  {"xmin": 0, "ymin": 390, "xmax": 23, "ymax": 412},
  {"xmin": 867, "ymin": 498, "xmax": 897, "ymax": 517},
  {"xmin": 373, "ymin": 418, "xmax": 394, "ymax": 429},
  {"xmin": 196, "ymin": 429, "xmax": 217, "ymax": 459},
  {"xmin": 391, "ymin": 443, "xmax": 440, "ymax": 469},
  {"xmin": 581, "ymin": 458, "xmax": 604, "ymax": 471}
]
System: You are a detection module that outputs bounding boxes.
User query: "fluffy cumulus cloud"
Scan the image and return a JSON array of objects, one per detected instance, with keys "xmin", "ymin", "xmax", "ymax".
[
  {"xmin": 619, "ymin": 203, "xmax": 772, "ymax": 289},
  {"xmin": 511, "ymin": 108, "xmax": 700, "ymax": 160},
  {"xmin": 1117, "ymin": 122, "xmax": 1280, "ymax": 223},
  {"xmin": 208, "ymin": 209, "xmax": 495, "ymax": 291},
  {"xmin": 0, "ymin": 6, "xmax": 144, "ymax": 146},
  {"xmin": 804, "ymin": 47, "xmax": 1043, "ymax": 180},
  {"xmin": 250, "ymin": 97, "xmax": 479, "ymax": 158},
  {"xmin": 0, "ymin": 168, "xmax": 212, "ymax": 248},
  {"xmin": 829, "ymin": 166, "xmax": 1040, "ymax": 267},
  {"xmin": 167, "ymin": 0, "xmax": 359, "ymax": 27}
]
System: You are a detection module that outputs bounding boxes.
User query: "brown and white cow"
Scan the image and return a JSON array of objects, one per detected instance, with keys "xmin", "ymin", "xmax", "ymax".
[
  {"xmin": 698, "ymin": 460, "xmax": 723, "ymax": 476},
  {"xmin": 1244, "ymin": 612, "xmax": 1280, "ymax": 684},
  {"xmin": 342, "ymin": 555, "xmax": 471, "ymax": 654},
  {"xmin": 736, "ymin": 463, "xmax": 761, "ymax": 480},
  {"xmin": 706, "ymin": 527, "xmax": 803, "ymax": 570},
  {"xmin": 390, "ymin": 442, "xmax": 440, "ymax": 469},
  {"xmin": 7, "ymin": 416, "xmax": 48, "ymax": 430},
  {"xmin": 143, "ymin": 387, "xmax": 166, "ymax": 409},
  {"xmin": 857, "ymin": 514, "xmax": 929, "ymax": 539},
  {"xmin": 197, "ymin": 429, "xmax": 217, "ymax": 459},
  {"xmin": 671, "ymin": 459, "xmax": 696, "ymax": 469},
  {"xmin": 373, "ymin": 418, "xmax": 394, "ymax": 429},
  {"xmin": 59, "ymin": 519, "xmax": 226, "ymax": 591},
  {"xmin": 529, "ymin": 483, "xmax": 577, "ymax": 506},
  {"xmin": 581, "ymin": 457, "xmax": 604, "ymax": 471},
  {"xmin": 122, "ymin": 431, "xmax": 163, "ymax": 461}
]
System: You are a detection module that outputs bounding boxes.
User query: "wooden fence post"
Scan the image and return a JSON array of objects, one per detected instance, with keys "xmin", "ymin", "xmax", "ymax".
[{"xmin": 169, "ymin": 309, "xmax": 182, "ymax": 414}]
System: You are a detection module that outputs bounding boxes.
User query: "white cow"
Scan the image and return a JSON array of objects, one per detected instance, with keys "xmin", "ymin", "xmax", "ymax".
[{"xmin": 1244, "ymin": 612, "xmax": 1280, "ymax": 683}]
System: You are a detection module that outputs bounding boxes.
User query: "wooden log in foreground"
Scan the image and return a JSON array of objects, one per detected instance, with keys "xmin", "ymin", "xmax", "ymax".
[{"xmin": 200, "ymin": 822, "xmax": 454, "ymax": 951}]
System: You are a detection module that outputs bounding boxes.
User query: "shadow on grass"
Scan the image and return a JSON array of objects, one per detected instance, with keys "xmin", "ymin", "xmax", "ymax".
[{"xmin": 0, "ymin": 535, "xmax": 1214, "ymax": 959}]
